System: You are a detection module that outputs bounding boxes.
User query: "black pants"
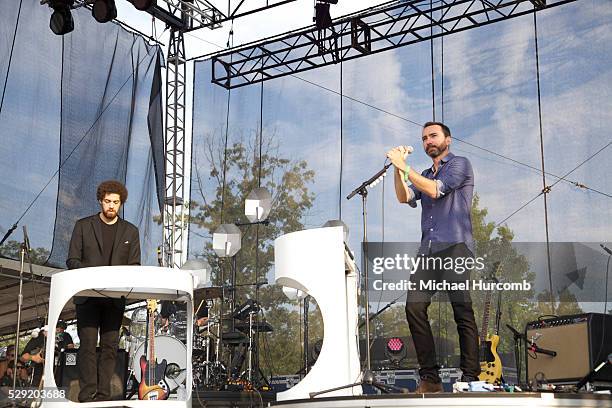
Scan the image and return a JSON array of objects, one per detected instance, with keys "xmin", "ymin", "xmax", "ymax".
[
  {"xmin": 404, "ymin": 243, "xmax": 480, "ymax": 381},
  {"xmin": 76, "ymin": 297, "xmax": 124, "ymax": 402}
]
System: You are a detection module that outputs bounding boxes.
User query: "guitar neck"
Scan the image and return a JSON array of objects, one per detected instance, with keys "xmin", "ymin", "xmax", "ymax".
[
  {"xmin": 480, "ymin": 294, "xmax": 491, "ymax": 342},
  {"xmin": 148, "ymin": 307, "xmax": 155, "ymax": 365}
]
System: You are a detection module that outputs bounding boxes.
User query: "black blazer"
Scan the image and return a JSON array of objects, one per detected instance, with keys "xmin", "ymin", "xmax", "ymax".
[{"xmin": 67, "ymin": 214, "xmax": 141, "ymax": 305}]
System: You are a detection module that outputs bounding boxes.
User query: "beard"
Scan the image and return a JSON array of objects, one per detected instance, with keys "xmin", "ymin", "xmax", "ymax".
[
  {"xmin": 102, "ymin": 209, "xmax": 118, "ymax": 220},
  {"xmin": 426, "ymin": 143, "xmax": 448, "ymax": 158}
]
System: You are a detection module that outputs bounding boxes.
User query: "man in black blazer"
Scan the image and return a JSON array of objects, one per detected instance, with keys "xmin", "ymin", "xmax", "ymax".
[{"xmin": 67, "ymin": 180, "xmax": 140, "ymax": 402}]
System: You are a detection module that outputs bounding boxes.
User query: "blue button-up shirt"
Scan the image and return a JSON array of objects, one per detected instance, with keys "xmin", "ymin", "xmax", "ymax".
[{"xmin": 407, "ymin": 152, "xmax": 474, "ymax": 255}]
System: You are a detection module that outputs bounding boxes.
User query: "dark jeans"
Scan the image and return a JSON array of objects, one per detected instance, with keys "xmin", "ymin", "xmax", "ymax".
[
  {"xmin": 405, "ymin": 243, "xmax": 480, "ymax": 381},
  {"xmin": 76, "ymin": 297, "xmax": 124, "ymax": 402}
]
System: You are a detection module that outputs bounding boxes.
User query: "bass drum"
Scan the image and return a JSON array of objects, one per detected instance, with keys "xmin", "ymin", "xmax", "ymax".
[{"xmin": 132, "ymin": 335, "xmax": 187, "ymax": 390}]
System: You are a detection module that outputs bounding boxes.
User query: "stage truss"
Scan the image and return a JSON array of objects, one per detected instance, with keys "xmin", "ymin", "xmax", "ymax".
[{"xmin": 209, "ymin": 0, "xmax": 577, "ymax": 89}]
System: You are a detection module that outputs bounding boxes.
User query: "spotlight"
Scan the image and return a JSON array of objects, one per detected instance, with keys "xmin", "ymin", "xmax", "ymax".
[
  {"xmin": 385, "ymin": 337, "xmax": 407, "ymax": 365},
  {"xmin": 92, "ymin": 0, "xmax": 117, "ymax": 23},
  {"xmin": 529, "ymin": 0, "xmax": 546, "ymax": 9},
  {"xmin": 131, "ymin": 0, "xmax": 156, "ymax": 11},
  {"xmin": 212, "ymin": 224, "xmax": 242, "ymax": 257},
  {"xmin": 245, "ymin": 187, "xmax": 272, "ymax": 223},
  {"xmin": 48, "ymin": 0, "xmax": 74, "ymax": 35},
  {"xmin": 314, "ymin": 2, "xmax": 333, "ymax": 30}
]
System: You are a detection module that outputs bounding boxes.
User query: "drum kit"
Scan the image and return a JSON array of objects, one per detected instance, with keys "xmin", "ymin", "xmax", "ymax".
[{"xmin": 120, "ymin": 285, "xmax": 271, "ymax": 396}]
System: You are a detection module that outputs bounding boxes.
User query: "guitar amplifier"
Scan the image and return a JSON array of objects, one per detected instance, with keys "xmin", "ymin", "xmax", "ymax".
[
  {"xmin": 525, "ymin": 313, "xmax": 612, "ymax": 385},
  {"xmin": 56, "ymin": 348, "xmax": 129, "ymax": 401}
]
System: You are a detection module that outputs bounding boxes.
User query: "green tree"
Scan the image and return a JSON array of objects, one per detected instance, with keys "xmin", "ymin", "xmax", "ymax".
[
  {"xmin": 0, "ymin": 240, "xmax": 50, "ymax": 265},
  {"xmin": 188, "ymin": 131, "xmax": 315, "ymax": 377}
]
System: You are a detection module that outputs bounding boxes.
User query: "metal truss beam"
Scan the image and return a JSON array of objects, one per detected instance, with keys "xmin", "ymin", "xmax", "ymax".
[
  {"xmin": 209, "ymin": 0, "xmax": 578, "ymax": 89},
  {"xmin": 163, "ymin": 29, "xmax": 187, "ymax": 268},
  {"xmin": 143, "ymin": 0, "xmax": 299, "ymax": 30}
]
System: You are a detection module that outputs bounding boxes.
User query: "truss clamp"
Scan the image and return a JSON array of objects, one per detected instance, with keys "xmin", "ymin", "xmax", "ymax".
[{"xmin": 351, "ymin": 18, "xmax": 371, "ymax": 55}]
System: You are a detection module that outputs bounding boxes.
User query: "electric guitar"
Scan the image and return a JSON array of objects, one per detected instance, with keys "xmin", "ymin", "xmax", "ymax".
[
  {"xmin": 138, "ymin": 299, "xmax": 169, "ymax": 400},
  {"xmin": 478, "ymin": 262, "xmax": 503, "ymax": 384}
]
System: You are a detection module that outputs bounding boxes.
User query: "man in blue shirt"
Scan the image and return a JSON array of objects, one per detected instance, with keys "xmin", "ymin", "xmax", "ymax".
[{"xmin": 388, "ymin": 122, "xmax": 480, "ymax": 393}]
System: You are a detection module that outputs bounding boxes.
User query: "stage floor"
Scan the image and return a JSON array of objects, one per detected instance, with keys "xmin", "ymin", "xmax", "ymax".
[{"xmin": 271, "ymin": 393, "xmax": 612, "ymax": 408}]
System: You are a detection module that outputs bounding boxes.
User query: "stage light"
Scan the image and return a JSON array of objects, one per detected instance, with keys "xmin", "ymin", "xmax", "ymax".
[
  {"xmin": 529, "ymin": 0, "xmax": 546, "ymax": 9},
  {"xmin": 322, "ymin": 219, "xmax": 349, "ymax": 242},
  {"xmin": 92, "ymin": 0, "xmax": 117, "ymax": 23},
  {"xmin": 385, "ymin": 337, "xmax": 407, "ymax": 365},
  {"xmin": 314, "ymin": 2, "xmax": 333, "ymax": 30},
  {"xmin": 244, "ymin": 187, "xmax": 272, "ymax": 223},
  {"xmin": 212, "ymin": 224, "xmax": 242, "ymax": 257},
  {"xmin": 48, "ymin": 0, "xmax": 74, "ymax": 35},
  {"xmin": 131, "ymin": 0, "xmax": 156, "ymax": 11}
]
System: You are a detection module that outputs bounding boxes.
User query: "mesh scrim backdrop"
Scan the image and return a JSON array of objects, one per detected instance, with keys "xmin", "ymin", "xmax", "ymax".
[
  {"xmin": 0, "ymin": 0, "xmax": 164, "ymax": 268},
  {"xmin": 191, "ymin": 1, "xmax": 611, "ymax": 377}
]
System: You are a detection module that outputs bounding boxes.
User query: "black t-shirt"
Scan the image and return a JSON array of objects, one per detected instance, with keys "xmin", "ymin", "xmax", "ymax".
[
  {"xmin": 22, "ymin": 334, "xmax": 46, "ymax": 356},
  {"xmin": 99, "ymin": 217, "xmax": 118, "ymax": 266},
  {"xmin": 56, "ymin": 331, "xmax": 74, "ymax": 351},
  {"xmin": 22, "ymin": 335, "xmax": 46, "ymax": 385}
]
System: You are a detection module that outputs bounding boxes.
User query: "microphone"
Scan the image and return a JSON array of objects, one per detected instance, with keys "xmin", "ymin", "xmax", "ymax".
[
  {"xmin": 529, "ymin": 343, "xmax": 557, "ymax": 357},
  {"xmin": 601, "ymin": 244, "xmax": 612, "ymax": 256},
  {"xmin": 346, "ymin": 145, "xmax": 414, "ymax": 200}
]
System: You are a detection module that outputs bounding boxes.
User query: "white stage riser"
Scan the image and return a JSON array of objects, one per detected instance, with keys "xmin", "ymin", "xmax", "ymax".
[{"xmin": 271, "ymin": 394, "xmax": 612, "ymax": 408}]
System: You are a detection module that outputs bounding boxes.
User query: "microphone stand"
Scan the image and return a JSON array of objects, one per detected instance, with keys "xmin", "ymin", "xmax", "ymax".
[
  {"xmin": 347, "ymin": 164, "xmax": 390, "ymax": 382},
  {"xmin": 13, "ymin": 226, "xmax": 45, "ymax": 392},
  {"xmin": 311, "ymin": 163, "xmax": 405, "ymax": 398},
  {"xmin": 506, "ymin": 324, "xmax": 526, "ymax": 387}
]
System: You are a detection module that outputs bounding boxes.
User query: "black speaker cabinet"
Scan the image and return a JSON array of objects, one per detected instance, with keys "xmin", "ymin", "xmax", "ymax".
[
  {"xmin": 525, "ymin": 313, "xmax": 612, "ymax": 384},
  {"xmin": 56, "ymin": 348, "xmax": 128, "ymax": 401}
]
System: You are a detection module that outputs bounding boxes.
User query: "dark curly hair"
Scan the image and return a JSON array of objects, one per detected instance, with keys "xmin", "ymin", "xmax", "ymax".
[{"xmin": 96, "ymin": 180, "xmax": 128, "ymax": 203}]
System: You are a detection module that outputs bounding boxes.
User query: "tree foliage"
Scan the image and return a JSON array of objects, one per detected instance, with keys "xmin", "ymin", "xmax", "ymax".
[
  {"xmin": 188, "ymin": 132, "xmax": 315, "ymax": 376},
  {"xmin": 0, "ymin": 240, "xmax": 50, "ymax": 265}
]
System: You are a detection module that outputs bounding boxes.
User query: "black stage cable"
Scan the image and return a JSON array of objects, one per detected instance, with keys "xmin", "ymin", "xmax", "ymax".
[
  {"xmin": 339, "ymin": 58, "xmax": 344, "ymax": 220},
  {"xmin": 0, "ymin": 0, "xmax": 23, "ymax": 118},
  {"xmin": 441, "ymin": 17, "xmax": 444, "ymax": 123},
  {"xmin": 220, "ymin": 23, "xmax": 235, "ymax": 225},
  {"xmin": 440, "ymin": 12, "xmax": 448, "ymax": 367},
  {"xmin": 186, "ymin": 44, "xmax": 198, "ymax": 260},
  {"xmin": 430, "ymin": 0, "xmax": 441, "ymax": 356},
  {"xmin": 429, "ymin": 0, "xmax": 435, "ymax": 121},
  {"xmin": 285, "ymin": 73, "xmax": 611, "ymax": 199},
  {"xmin": 3, "ymin": 27, "xmax": 168, "ymax": 242},
  {"xmin": 495, "ymin": 139, "xmax": 612, "ymax": 228},
  {"xmin": 533, "ymin": 11, "xmax": 555, "ymax": 314},
  {"xmin": 593, "ymin": 253, "xmax": 610, "ymax": 364},
  {"xmin": 184, "ymin": 32, "xmax": 611, "ymax": 200},
  {"xmin": 254, "ymin": 63, "xmax": 264, "ymax": 384},
  {"xmin": 376, "ymin": 168, "xmax": 386, "ymax": 341}
]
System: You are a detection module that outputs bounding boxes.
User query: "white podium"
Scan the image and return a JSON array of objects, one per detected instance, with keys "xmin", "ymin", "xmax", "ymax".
[
  {"xmin": 274, "ymin": 226, "xmax": 362, "ymax": 400},
  {"xmin": 41, "ymin": 266, "xmax": 194, "ymax": 408}
]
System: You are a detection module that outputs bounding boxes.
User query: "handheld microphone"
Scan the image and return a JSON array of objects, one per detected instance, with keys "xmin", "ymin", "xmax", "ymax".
[
  {"xmin": 601, "ymin": 244, "xmax": 612, "ymax": 256},
  {"xmin": 346, "ymin": 145, "xmax": 413, "ymax": 200}
]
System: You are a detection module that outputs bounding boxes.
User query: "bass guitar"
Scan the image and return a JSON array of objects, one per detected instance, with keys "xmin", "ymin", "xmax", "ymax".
[{"xmin": 138, "ymin": 299, "xmax": 169, "ymax": 400}]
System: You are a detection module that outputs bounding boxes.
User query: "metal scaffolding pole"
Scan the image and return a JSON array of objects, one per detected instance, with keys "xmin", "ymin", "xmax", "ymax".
[{"xmin": 164, "ymin": 28, "xmax": 187, "ymax": 268}]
